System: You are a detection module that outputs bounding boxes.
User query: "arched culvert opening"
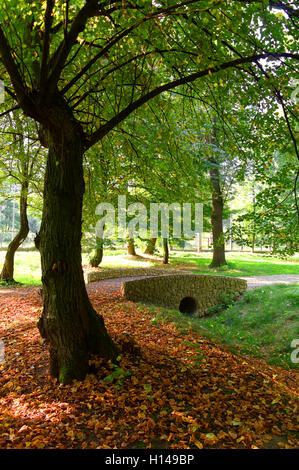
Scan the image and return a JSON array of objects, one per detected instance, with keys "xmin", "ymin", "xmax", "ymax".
[{"xmin": 179, "ymin": 297, "xmax": 197, "ymax": 316}]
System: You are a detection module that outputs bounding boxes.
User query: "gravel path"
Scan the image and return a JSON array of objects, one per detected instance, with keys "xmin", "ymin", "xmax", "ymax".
[
  {"xmin": 1, "ymin": 274, "xmax": 297, "ymax": 299},
  {"xmin": 86, "ymin": 274, "xmax": 299, "ymax": 295},
  {"xmin": 86, "ymin": 276, "xmax": 148, "ymax": 294},
  {"xmin": 240, "ymin": 274, "xmax": 299, "ymax": 289}
]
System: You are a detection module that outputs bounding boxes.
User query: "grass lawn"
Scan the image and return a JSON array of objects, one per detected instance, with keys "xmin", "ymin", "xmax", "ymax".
[
  {"xmin": 147, "ymin": 284, "xmax": 299, "ymax": 370},
  {"xmin": 0, "ymin": 251, "xmax": 42, "ymax": 285},
  {"xmin": 0, "ymin": 249, "xmax": 298, "ymax": 285},
  {"xmin": 169, "ymin": 252, "xmax": 299, "ymax": 277}
]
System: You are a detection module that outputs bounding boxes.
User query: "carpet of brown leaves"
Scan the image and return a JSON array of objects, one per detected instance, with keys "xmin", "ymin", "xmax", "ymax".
[{"xmin": 0, "ymin": 284, "xmax": 298, "ymax": 449}]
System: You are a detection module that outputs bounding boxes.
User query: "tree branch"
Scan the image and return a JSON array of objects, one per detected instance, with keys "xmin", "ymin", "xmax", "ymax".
[
  {"xmin": 86, "ymin": 51, "xmax": 299, "ymax": 149},
  {"xmin": 40, "ymin": 0, "xmax": 56, "ymax": 91},
  {"xmin": 0, "ymin": 26, "xmax": 29, "ymax": 104},
  {"xmin": 47, "ymin": 0, "xmax": 120, "ymax": 90}
]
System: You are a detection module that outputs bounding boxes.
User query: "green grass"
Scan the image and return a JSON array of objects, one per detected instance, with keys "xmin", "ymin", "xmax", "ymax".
[
  {"xmin": 169, "ymin": 252, "xmax": 299, "ymax": 277},
  {"xmin": 0, "ymin": 251, "xmax": 42, "ymax": 285},
  {"xmin": 0, "ymin": 248, "xmax": 156, "ymax": 285},
  {"xmin": 0, "ymin": 249, "xmax": 298, "ymax": 285},
  {"xmin": 147, "ymin": 284, "xmax": 299, "ymax": 369}
]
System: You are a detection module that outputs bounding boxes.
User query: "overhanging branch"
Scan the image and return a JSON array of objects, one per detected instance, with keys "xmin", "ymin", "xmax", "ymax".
[{"xmin": 86, "ymin": 51, "xmax": 299, "ymax": 149}]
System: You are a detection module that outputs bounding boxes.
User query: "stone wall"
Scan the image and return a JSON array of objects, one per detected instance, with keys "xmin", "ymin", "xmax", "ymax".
[
  {"xmin": 122, "ymin": 274, "xmax": 247, "ymax": 317},
  {"xmin": 85, "ymin": 267, "xmax": 188, "ymax": 284}
]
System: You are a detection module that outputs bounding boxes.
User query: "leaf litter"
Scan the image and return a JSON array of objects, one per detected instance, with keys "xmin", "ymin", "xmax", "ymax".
[{"xmin": 0, "ymin": 285, "xmax": 298, "ymax": 449}]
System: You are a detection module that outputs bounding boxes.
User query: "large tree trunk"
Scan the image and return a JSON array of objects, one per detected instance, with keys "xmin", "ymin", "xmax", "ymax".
[
  {"xmin": 127, "ymin": 238, "xmax": 136, "ymax": 256},
  {"xmin": 209, "ymin": 161, "xmax": 227, "ymax": 268},
  {"xmin": 144, "ymin": 237, "xmax": 157, "ymax": 255},
  {"xmin": 0, "ymin": 182, "xmax": 29, "ymax": 282},
  {"xmin": 37, "ymin": 132, "xmax": 118, "ymax": 384},
  {"xmin": 163, "ymin": 238, "xmax": 169, "ymax": 264}
]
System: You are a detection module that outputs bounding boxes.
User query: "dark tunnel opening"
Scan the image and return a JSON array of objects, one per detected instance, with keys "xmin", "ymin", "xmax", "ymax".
[{"xmin": 179, "ymin": 297, "xmax": 197, "ymax": 316}]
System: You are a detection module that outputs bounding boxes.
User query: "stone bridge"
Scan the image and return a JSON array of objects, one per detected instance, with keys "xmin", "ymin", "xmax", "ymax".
[{"xmin": 122, "ymin": 274, "xmax": 247, "ymax": 317}]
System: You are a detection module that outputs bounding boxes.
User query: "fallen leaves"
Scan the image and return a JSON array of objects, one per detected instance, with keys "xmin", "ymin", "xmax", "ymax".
[{"xmin": 0, "ymin": 284, "xmax": 298, "ymax": 449}]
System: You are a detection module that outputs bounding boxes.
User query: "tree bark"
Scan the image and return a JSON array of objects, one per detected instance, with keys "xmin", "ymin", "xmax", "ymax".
[
  {"xmin": 0, "ymin": 181, "xmax": 29, "ymax": 282},
  {"xmin": 90, "ymin": 221, "xmax": 105, "ymax": 267},
  {"xmin": 144, "ymin": 238, "xmax": 157, "ymax": 255},
  {"xmin": 37, "ymin": 130, "xmax": 118, "ymax": 384},
  {"xmin": 197, "ymin": 233, "xmax": 202, "ymax": 253},
  {"xmin": 127, "ymin": 238, "xmax": 136, "ymax": 256},
  {"xmin": 163, "ymin": 238, "xmax": 169, "ymax": 264},
  {"xmin": 251, "ymin": 233, "xmax": 256, "ymax": 253},
  {"xmin": 90, "ymin": 243, "xmax": 104, "ymax": 267},
  {"xmin": 209, "ymin": 161, "xmax": 227, "ymax": 268}
]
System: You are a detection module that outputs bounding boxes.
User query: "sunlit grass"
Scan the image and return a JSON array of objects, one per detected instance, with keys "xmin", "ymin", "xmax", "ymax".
[
  {"xmin": 0, "ymin": 251, "xmax": 41, "ymax": 285},
  {"xmin": 0, "ymin": 249, "xmax": 298, "ymax": 285},
  {"xmin": 169, "ymin": 252, "xmax": 299, "ymax": 277},
  {"xmin": 148, "ymin": 284, "xmax": 299, "ymax": 369}
]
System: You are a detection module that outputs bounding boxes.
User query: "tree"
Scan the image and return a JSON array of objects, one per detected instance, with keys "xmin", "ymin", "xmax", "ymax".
[
  {"xmin": 0, "ymin": 111, "xmax": 44, "ymax": 282},
  {"xmin": 231, "ymin": 155, "xmax": 299, "ymax": 256},
  {"xmin": 162, "ymin": 238, "xmax": 169, "ymax": 264},
  {"xmin": 0, "ymin": 0, "xmax": 297, "ymax": 382}
]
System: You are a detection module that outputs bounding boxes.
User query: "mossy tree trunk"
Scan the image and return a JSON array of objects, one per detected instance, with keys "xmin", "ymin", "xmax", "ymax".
[
  {"xmin": 37, "ymin": 115, "xmax": 118, "ymax": 384},
  {"xmin": 0, "ymin": 181, "xmax": 29, "ymax": 282}
]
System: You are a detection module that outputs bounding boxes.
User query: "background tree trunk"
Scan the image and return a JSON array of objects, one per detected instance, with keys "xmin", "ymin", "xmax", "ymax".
[
  {"xmin": 144, "ymin": 238, "xmax": 157, "ymax": 255},
  {"xmin": 208, "ymin": 118, "xmax": 227, "ymax": 269},
  {"xmin": 90, "ymin": 222, "xmax": 105, "ymax": 267},
  {"xmin": 209, "ymin": 160, "xmax": 227, "ymax": 268},
  {"xmin": 163, "ymin": 238, "xmax": 169, "ymax": 264},
  {"xmin": 127, "ymin": 238, "xmax": 136, "ymax": 256},
  {"xmin": 37, "ymin": 132, "xmax": 118, "ymax": 384},
  {"xmin": 251, "ymin": 233, "xmax": 256, "ymax": 253},
  {"xmin": 0, "ymin": 181, "xmax": 29, "ymax": 282},
  {"xmin": 197, "ymin": 233, "xmax": 202, "ymax": 253},
  {"xmin": 90, "ymin": 244, "xmax": 104, "ymax": 267}
]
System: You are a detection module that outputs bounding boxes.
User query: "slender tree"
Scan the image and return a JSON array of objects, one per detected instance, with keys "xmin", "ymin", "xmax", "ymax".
[
  {"xmin": 162, "ymin": 238, "xmax": 169, "ymax": 264},
  {"xmin": 0, "ymin": 112, "xmax": 44, "ymax": 281}
]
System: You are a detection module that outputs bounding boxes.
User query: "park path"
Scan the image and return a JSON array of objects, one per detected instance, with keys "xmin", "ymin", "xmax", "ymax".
[
  {"xmin": 0, "ymin": 274, "xmax": 297, "ymax": 300},
  {"xmin": 86, "ymin": 275, "xmax": 148, "ymax": 295},
  {"xmin": 240, "ymin": 274, "xmax": 299, "ymax": 290},
  {"xmin": 86, "ymin": 274, "xmax": 299, "ymax": 295}
]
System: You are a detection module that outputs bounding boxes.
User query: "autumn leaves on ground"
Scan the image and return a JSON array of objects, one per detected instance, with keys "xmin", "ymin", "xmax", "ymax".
[{"xmin": 0, "ymin": 283, "xmax": 298, "ymax": 450}]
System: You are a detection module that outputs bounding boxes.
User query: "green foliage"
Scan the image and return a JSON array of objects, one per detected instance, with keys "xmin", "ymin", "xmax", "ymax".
[
  {"xmin": 103, "ymin": 364, "xmax": 131, "ymax": 389},
  {"xmin": 0, "ymin": 0, "xmax": 298, "ymax": 260},
  {"xmin": 230, "ymin": 154, "xmax": 299, "ymax": 257},
  {"xmin": 207, "ymin": 290, "xmax": 236, "ymax": 315}
]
